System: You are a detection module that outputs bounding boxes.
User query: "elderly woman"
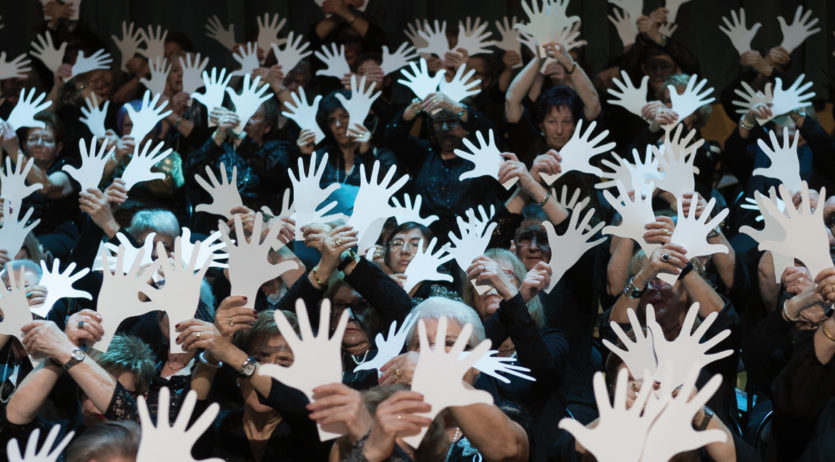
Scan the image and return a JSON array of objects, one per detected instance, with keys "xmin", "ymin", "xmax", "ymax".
[{"xmin": 65, "ymin": 420, "xmax": 141, "ymax": 462}]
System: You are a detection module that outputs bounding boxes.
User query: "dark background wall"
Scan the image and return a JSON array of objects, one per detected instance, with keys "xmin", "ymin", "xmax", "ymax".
[{"xmin": 0, "ymin": 0, "xmax": 832, "ymax": 100}]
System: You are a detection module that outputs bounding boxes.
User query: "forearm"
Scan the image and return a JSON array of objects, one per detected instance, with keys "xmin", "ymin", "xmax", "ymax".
[
  {"xmin": 569, "ymin": 66, "xmax": 601, "ymax": 120},
  {"xmin": 527, "ymin": 73, "xmax": 544, "ymax": 104},
  {"xmin": 681, "ymin": 272, "xmax": 724, "ymax": 317},
  {"xmin": 814, "ymin": 317, "xmax": 835, "ymax": 365},
  {"xmin": 113, "ymin": 77, "xmax": 142, "ymax": 104},
  {"xmin": 708, "ymin": 232, "xmax": 735, "ymax": 290},
  {"xmin": 497, "ymin": 67, "xmax": 513, "ymax": 93},
  {"xmin": 757, "ymin": 252, "xmax": 780, "ymax": 311},
  {"xmin": 6, "ymin": 362, "xmax": 61, "ymax": 425},
  {"xmin": 315, "ymin": 17, "xmax": 338, "ymax": 40},
  {"xmin": 504, "ymin": 55, "xmax": 540, "ymax": 124},
  {"xmin": 606, "ymin": 236, "xmax": 634, "ymax": 297},
  {"xmin": 190, "ymin": 360, "xmax": 218, "ymax": 400},
  {"xmin": 702, "ymin": 415, "xmax": 737, "ymax": 462},
  {"xmin": 67, "ymin": 358, "xmax": 119, "ymax": 414},
  {"xmin": 452, "ymin": 403, "xmax": 528, "ymax": 462}
]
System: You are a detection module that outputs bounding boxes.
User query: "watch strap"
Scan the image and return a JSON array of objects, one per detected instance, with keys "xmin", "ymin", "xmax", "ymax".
[{"xmin": 623, "ymin": 277, "xmax": 645, "ymax": 299}]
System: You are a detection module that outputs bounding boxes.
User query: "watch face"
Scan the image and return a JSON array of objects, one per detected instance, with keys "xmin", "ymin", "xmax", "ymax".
[
  {"xmin": 72, "ymin": 349, "xmax": 86, "ymax": 362},
  {"xmin": 241, "ymin": 360, "xmax": 257, "ymax": 376}
]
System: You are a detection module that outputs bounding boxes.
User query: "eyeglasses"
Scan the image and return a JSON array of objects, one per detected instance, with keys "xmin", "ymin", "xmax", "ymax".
[
  {"xmin": 515, "ymin": 237, "xmax": 550, "ymax": 251},
  {"xmin": 26, "ymin": 135, "xmax": 55, "ymax": 145},
  {"xmin": 389, "ymin": 239, "xmax": 422, "ymax": 251},
  {"xmin": 332, "ymin": 300, "xmax": 370, "ymax": 320}
]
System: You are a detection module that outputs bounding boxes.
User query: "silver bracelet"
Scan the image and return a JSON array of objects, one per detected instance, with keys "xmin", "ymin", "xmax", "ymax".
[{"xmin": 199, "ymin": 351, "xmax": 222, "ymax": 369}]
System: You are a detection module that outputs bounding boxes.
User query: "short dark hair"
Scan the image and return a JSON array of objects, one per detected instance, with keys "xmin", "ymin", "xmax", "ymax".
[
  {"xmin": 66, "ymin": 421, "xmax": 140, "ymax": 462},
  {"xmin": 383, "ymin": 221, "xmax": 433, "ymax": 268},
  {"xmin": 316, "ymin": 90, "xmax": 349, "ymax": 138},
  {"xmin": 234, "ymin": 310, "xmax": 298, "ymax": 355},
  {"xmin": 32, "ymin": 112, "xmax": 63, "ymax": 140},
  {"xmin": 534, "ymin": 85, "xmax": 583, "ymax": 126},
  {"xmin": 88, "ymin": 335, "xmax": 155, "ymax": 395}
]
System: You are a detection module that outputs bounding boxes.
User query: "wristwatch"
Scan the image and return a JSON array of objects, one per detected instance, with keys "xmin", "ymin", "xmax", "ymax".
[
  {"xmin": 239, "ymin": 356, "xmax": 258, "ymax": 378},
  {"xmin": 623, "ymin": 277, "xmax": 645, "ymax": 299},
  {"xmin": 337, "ymin": 249, "xmax": 360, "ymax": 271},
  {"xmin": 63, "ymin": 348, "xmax": 86, "ymax": 371},
  {"xmin": 694, "ymin": 406, "xmax": 714, "ymax": 431}
]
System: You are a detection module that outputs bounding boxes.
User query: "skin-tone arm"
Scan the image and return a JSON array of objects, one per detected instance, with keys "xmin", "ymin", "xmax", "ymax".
[
  {"xmin": 680, "ymin": 193, "xmax": 735, "ymax": 290},
  {"xmin": 757, "ymin": 252, "xmax": 781, "ymax": 311},
  {"xmin": 738, "ymin": 104, "xmax": 772, "ymax": 140},
  {"xmin": 680, "ymin": 267, "xmax": 726, "ymax": 317},
  {"xmin": 610, "ymin": 243, "xmax": 689, "ymax": 324},
  {"xmin": 5, "ymin": 360, "xmax": 62, "ymax": 425},
  {"xmin": 505, "ymin": 51, "xmax": 541, "ymax": 124},
  {"xmin": 813, "ymin": 269, "xmax": 835, "ymax": 364},
  {"xmin": 498, "ymin": 51, "xmax": 522, "ymax": 93},
  {"xmin": 543, "ymin": 42, "xmax": 601, "ymax": 121},
  {"xmin": 498, "ymin": 153, "xmax": 569, "ymax": 226},
  {"xmin": 161, "ymin": 93, "xmax": 195, "ymax": 139},
  {"xmin": 607, "ymin": 236, "xmax": 635, "ymax": 297},
  {"xmin": 316, "ymin": 0, "xmax": 369, "ymax": 39},
  {"xmin": 303, "ymin": 225, "xmax": 360, "ymax": 290}
]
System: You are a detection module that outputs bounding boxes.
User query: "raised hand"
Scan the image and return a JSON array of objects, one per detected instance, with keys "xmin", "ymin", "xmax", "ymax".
[
  {"xmin": 120, "ymin": 140, "xmax": 171, "ymax": 190},
  {"xmin": 444, "ymin": 205, "xmax": 497, "ymax": 272},
  {"xmin": 31, "ymin": 259, "xmax": 91, "ymax": 318},
  {"xmin": 137, "ymin": 388, "xmax": 223, "ymax": 462},
  {"xmin": 515, "ymin": 0, "xmax": 579, "ymax": 57},
  {"xmin": 259, "ymin": 299, "xmax": 350, "ymax": 440},
  {"xmin": 6, "ymin": 424, "xmax": 74, "ymax": 462},
  {"xmin": 289, "ymin": 152, "xmax": 346, "ymax": 239},
  {"xmin": 79, "ymin": 94, "xmax": 109, "ymax": 137},
  {"xmin": 230, "ymin": 42, "xmax": 259, "ymax": 77},
  {"xmin": 347, "ymin": 161, "xmax": 409, "ymax": 252},
  {"xmin": 256, "ymin": 12, "xmax": 287, "ymax": 57},
  {"xmin": 403, "ymin": 238, "xmax": 453, "ymax": 292},
  {"xmin": 314, "ymin": 43, "xmax": 350, "ymax": 79},
  {"xmin": 179, "ymin": 227, "xmax": 229, "ymax": 270},
  {"xmin": 335, "ymin": 74, "xmax": 381, "ymax": 130},
  {"xmin": 99, "ymin": 232, "xmax": 155, "ymax": 273},
  {"xmin": 608, "ymin": 8, "xmax": 638, "ymax": 48},
  {"xmin": 494, "ymin": 16, "xmax": 522, "ymax": 55},
  {"xmin": 607, "ymin": 70, "xmax": 648, "ymax": 117},
  {"xmin": 192, "ymin": 67, "xmax": 231, "ymax": 126},
  {"xmin": 62, "ymin": 137, "xmax": 112, "ymax": 191},
  {"xmin": 404, "ymin": 317, "xmax": 492, "ymax": 448},
  {"xmin": 753, "ymin": 129, "xmax": 802, "ymax": 192},
  {"xmin": 541, "ymin": 120, "xmax": 614, "ymax": 184},
  {"xmin": 778, "ymin": 5, "xmax": 820, "ymax": 54},
  {"xmin": 7, "ymin": 88, "xmax": 52, "ymax": 130},
  {"xmin": 668, "ymin": 74, "xmax": 714, "ymax": 121},
  {"xmin": 194, "ymin": 163, "xmax": 243, "ymax": 218},
  {"xmin": 270, "ymin": 31, "xmax": 311, "ymax": 73},
  {"xmin": 125, "ymin": 90, "xmax": 172, "ymax": 142},
  {"xmin": 542, "ymin": 208, "xmax": 605, "ymax": 292},
  {"xmin": 67, "ymin": 49, "xmax": 112, "ymax": 81},
  {"xmin": 596, "ymin": 147, "xmax": 662, "ymax": 196},
  {"xmin": 608, "ymin": 0, "xmax": 643, "ymax": 26},
  {"xmin": 416, "ymin": 20, "xmax": 451, "ymax": 59},
  {"xmin": 390, "ymin": 193, "xmax": 438, "ymax": 226},
  {"xmin": 226, "ymin": 73, "xmax": 271, "ymax": 134},
  {"xmin": 380, "ymin": 42, "xmax": 418, "ymax": 76},
  {"xmin": 1, "ymin": 155, "xmax": 43, "ymax": 209},
  {"xmin": 453, "ymin": 129, "xmax": 509, "ymax": 187},
  {"xmin": 456, "ymin": 17, "xmax": 494, "ymax": 56},
  {"xmin": 0, "ymin": 262, "xmax": 34, "ymax": 339},
  {"xmin": 739, "ymin": 188, "xmax": 793, "ymax": 283},
  {"xmin": 397, "ymin": 58, "xmax": 445, "ymax": 100},
  {"xmin": 405, "ymin": 19, "xmax": 429, "ymax": 51},
  {"xmin": 654, "ymin": 124, "xmax": 702, "ymax": 201},
  {"xmin": 282, "ymin": 87, "xmax": 325, "ymax": 144},
  {"xmin": 467, "ymin": 350, "xmax": 535, "ymax": 383},
  {"xmin": 552, "ymin": 184, "xmax": 590, "ymax": 212},
  {"xmin": 139, "ymin": 56, "xmax": 169, "ymax": 95},
  {"xmin": 719, "ymin": 8, "xmax": 761, "ymax": 55},
  {"xmin": 179, "ymin": 53, "xmax": 209, "ymax": 95},
  {"xmin": 438, "ymin": 63, "xmax": 481, "ymax": 102},
  {"xmin": 731, "ymin": 80, "xmax": 773, "ymax": 122},
  {"xmin": 137, "ymin": 24, "xmax": 167, "ymax": 60},
  {"xmin": 602, "ymin": 308, "xmax": 658, "ymax": 380},
  {"xmin": 770, "ymin": 74, "xmax": 814, "ymax": 119},
  {"xmin": 219, "ymin": 212, "xmax": 298, "ymax": 307},
  {"xmin": 354, "ymin": 312, "xmax": 417, "ymax": 375},
  {"xmin": 111, "ymin": 20, "xmax": 144, "ymax": 72},
  {"xmin": 602, "ymin": 180, "xmax": 658, "ymax": 255},
  {"xmin": 205, "ymin": 15, "xmax": 236, "ymax": 50},
  {"xmin": 0, "ymin": 52, "xmax": 32, "ymax": 80},
  {"xmin": 30, "ymin": 32, "xmax": 66, "ymax": 72}
]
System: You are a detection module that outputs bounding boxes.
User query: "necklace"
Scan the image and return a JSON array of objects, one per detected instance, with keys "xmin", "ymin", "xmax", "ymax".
[
  {"xmin": 351, "ymin": 350, "xmax": 370, "ymax": 365},
  {"xmin": 444, "ymin": 428, "xmax": 461, "ymax": 462}
]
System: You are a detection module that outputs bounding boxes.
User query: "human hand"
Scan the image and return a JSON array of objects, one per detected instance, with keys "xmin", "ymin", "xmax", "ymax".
[
  {"xmin": 308, "ymin": 383, "xmax": 373, "ymax": 443},
  {"xmin": 214, "ymin": 295, "xmax": 256, "ymax": 338},
  {"xmin": 65, "ymin": 309, "xmax": 104, "ymax": 346},
  {"xmin": 520, "ymin": 261, "xmax": 551, "ymax": 303},
  {"xmin": 363, "ymin": 391, "xmax": 432, "ymax": 461},
  {"xmin": 21, "ymin": 320, "xmax": 75, "ymax": 362},
  {"xmin": 379, "ymin": 351, "xmax": 419, "ymax": 385}
]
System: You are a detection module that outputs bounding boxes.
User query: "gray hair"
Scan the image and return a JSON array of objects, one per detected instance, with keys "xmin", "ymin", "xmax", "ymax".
[
  {"xmin": 407, "ymin": 297, "xmax": 486, "ymax": 348},
  {"xmin": 128, "ymin": 209, "xmax": 179, "ymax": 240},
  {"xmin": 2, "ymin": 259, "xmax": 42, "ymax": 281},
  {"xmin": 66, "ymin": 420, "xmax": 140, "ymax": 462}
]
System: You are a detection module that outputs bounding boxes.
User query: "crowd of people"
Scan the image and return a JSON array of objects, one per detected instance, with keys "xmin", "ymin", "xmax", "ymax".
[{"xmin": 0, "ymin": 0, "xmax": 833, "ymax": 461}]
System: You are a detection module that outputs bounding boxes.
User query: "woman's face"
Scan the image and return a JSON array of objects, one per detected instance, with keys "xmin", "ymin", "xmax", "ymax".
[
  {"xmin": 408, "ymin": 317, "xmax": 480, "ymax": 383},
  {"xmin": 386, "ymin": 228, "xmax": 426, "ymax": 274},
  {"xmin": 644, "ymin": 53, "xmax": 677, "ymax": 92},
  {"xmin": 515, "ymin": 232, "xmax": 551, "ymax": 270},
  {"xmin": 332, "ymin": 286, "xmax": 370, "ymax": 349},
  {"xmin": 473, "ymin": 258, "xmax": 520, "ymax": 320},
  {"xmin": 24, "ymin": 127, "xmax": 60, "ymax": 166},
  {"xmin": 639, "ymin": 278, "xmax": 688, "ymax": 340},
  {"xmin": 245, "ymin": 106, "xmax": 271, "ymax": 144},
  {"xmin": 167, "ymin": 60, "xmax": 183, "ymax": 94},
  {"xmin": 540, "ymin": 105, "xmax": 575, "ymax": 150},
  {"xmin": 327, "ymin": 107, "xmax": 350, "ymax": 145},
  {"xmin": 135, "ymin": 232, "xmax": 175, "ymax": 260},
  {"xmin": 241, "ymin": 334, "xmax": 293, "ymax": 413},
  {"xmin": 89, "ymin": 69, "xmax": 115, "ymax": 101}
]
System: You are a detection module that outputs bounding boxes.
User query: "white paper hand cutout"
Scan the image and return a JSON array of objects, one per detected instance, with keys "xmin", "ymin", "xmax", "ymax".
[
  {"xmin": 99, "ymin": 232, "xmax": 155, "ymax": 273},
  {"xmin": 125, "ymin": 90, "xmax": 172, "ymax": 143},
  {"xmin": 30, "ymin": 33, "xmax": 66, "ymax": 73},
  {"xmin": 543, "ymin": 208, "xmax": 605, "ymax": 292},
  {"xmin": 494, "ymin": 17, "xmax": 522, "ymax": 58},
  {"xmin": 220, "ymin": 212, "xmax": 298, "ymax": 306},
  {"xmin": 719, "ymin": 9, "xmax": 761, "ymax": 55},
  {"xmin": 456, "ymin": 17, "xmax": 494, "ymax": 56},
  {"xmin": 283, "ymin": 87, "xmax": 325, "ymax": 143},
  {"xmin": 668, "ymin": 74, "xmax": 714, "ymax": 121},
  {"xmin": 390, "ymin": 193, "xmax": 439, "ymax": 227},
  {"xmin": 261, "ymin": 188, "xmax": 295, "ymax": 222},
  {"xmin": 602, "ymin": 180, "xmax": 658, "ymax": 256},
  {"xmin": 79, "ymin": 94, "xmax": 109, "ymax": 137},
  {"xmin": 271, "ymin": 31, "xmax": 312, "ymax": 74},
  {"xmin": 1, "ymin": 155, "xmax": 43, "ymax": 209},
  {"xmin": 608, "ymin": 8, "xmax": 638, "ymax": 48},
  {"xmin": 596, "ymin": 147, "xmax": 663, "ymax": 196},
  {"xmin": 454, "ymin": 129, "xmax": 512, "ymax": 187},
  {"xmin": 405, "ymin": 317, "xmax": 492, "ymax": 448},
  {"xmin": 179, "ymin": 228, "xmax": 229, "ymax": 271},
  {"xmin": 121, "ymin": 141, "xmax": 171, "ymax": 190},
  {"xmin": 403, "ymin": 238, "xmax": 453, "ymax": 293},
  {"xmin": 315, "ymin": 43, "xmax": 350, "ymax": 79},
  {"xmin": 405, "ymin": 19, "xmax": 429, "ymax": 52},
  {"xmin": 192, "ymin": 67, "xmax": 232, "ymax": 124},
  {"xmin": 753, "ymin": 129, "xmax": 802, "ymax": 192},
  {"xmin": 778, "ymin": 6, "xmax": 820, "ymax": 54},
  {"xmin": 354, "ymin": 312, "xmax": 417, "ymax": 375},
  {"xmin": 607, "ymin": 71, "xmax": 648, "ymax": 117},
  {"xmin": 416, "ymin": 20, "xmax": 451, "ymax": 59},
  {"xmin": 541, "ymin": 120, "xmax": 614, "ymax": 184},
  {"xmin": 6, "ymin": 424, "xmax": 74, "ymax": 462},
  {"xmin": 0, "ymin": 263, "xmax": 34, "ymax": 340},
  {"xmin": 230, "ymin": 42, "xmax": 259, "ymax": 77},
  {"xmin": 0, "ymin": 203, "xmax": 38, "ymax": 259},
  {"xmin": 205, "ymin": 15, "xmax": 236, "ymax": 50},
  {"xmin": 111, "ymin": 21, "xmax": 144, "ymax": 72},
  {"xmin": 139, "ymin": 56, "xmax": 169, "ymax": 95},
  {"xmin": 289, "ymin": 152, "xmax": 347, "ymax": 239},
  {"xmin": 336, "ymin": 74, "xmax": 381, "ymax": 130},
  {"xmin": 348, "ymin": 161, "xmax": 409, "ymax": 251},
  {"xmin": 194, "ymin": 163, "xmax": 242, "ymax": 218},
  {"xmin": 380, "ymin": 42, "xmax": 418, "ymax": 76},
  {"xmin": 554, "ymin": 21, "xmax": 587, "ymax": 52},
  {"xmin": 226, "ymin": 73, "xmax": 271, "ymax": 134},
  {"xmin": 398, "ymin": 58, "xmax": 445, "ymax": 100},
  {"xmin": 559, "ymin": 368, "xmax": 658, "ymax": 462},
  {"xmin": 0, "ymin": 53, "xmax": 31, "ymax": 80},
  {"xmin": 137, "ymin": 25, "xmax": 167, "ymax": 61},
  {"xmin": 654, "ymin": 124, "xmax": 703, "ymax": 201},
  {"xmin": 137, "ymin": 388, "xmax": 223, "ymax": 462},
  {"xmin": 259, "ymin": 299, "xmax": 350, "ymax": 440},
  {"xmin": 62, "ymin": 137, "xmax": 112, "ymax": 192},
  {"xmin": 552, "ymin": 184, "xmax": 590, "ymax": 212},
  {"xmin": 67, "ymin": 49, "xmax": 112, "ymax": 81},
  {"xmin": 608, "ymin": 0, "xmax": 643, "ymax": 25},
  {"xmin": 30, "ymin": 259, "xmax": 91, "ymax": 318},
  {"xmin": 658, "ymin": 195, "xmax": 729, "ymax": 284},
  {"xmin": 95, "ymin": 245, "xmax": 158, "ymax": 352},
  {"xmin": 467, "ymin": 350, "xmax": 535, "ymax": 383},
  {"xmin": 438, "ymin": 63, "xmax": 481, "ymax": 103},
  {"xmin": 739, "ymin": 188, "xmax": 792, "ymax": 283},
  {"xmin": 731, "ymin": 81, "xmax": 773, "ymax": 123},
  {"xmin": 444, "ymin": 205, "xmax": 497, "ymax": 272},
  {"xmin": 769, "ymin": 74, "xmax": 815, "ymax": 119},
  {"xmin": 256, "ymin": 13, "xmax": 287, "ymax": 57},
  {"xmin": 7, "ymin": 88, "xmax": 52, "ymax": 130},
  {"xmin": 515, "ymin": 0, "xmax": 580, "ymax": 58},
  {"xmin": 602, "ymin": 308, "xmax": 658, "ymax": 380},
  {"xmin": 179, "ymin": 53, "xmax": 209, "ymax": 96}
]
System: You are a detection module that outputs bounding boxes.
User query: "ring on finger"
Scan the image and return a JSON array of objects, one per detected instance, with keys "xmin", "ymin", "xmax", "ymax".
[
  {"xmin": 78, "ymin": 320, "xmax": 85, "ymax": 329},
  {"xmin": 229, "ymin": 321, "xmax": 235, "ymax": 327},
  {"xmin": 664, "ymin": 229, "xmax": 672, "ymax": 236},
  {"xmin": 397, "ymin": 414, "xmax": 403, "ymax": 420},
  {"xmin": 196, "ymin": 332, "xmax": 201, "ymax": 338},
  {"xmin": 335, "ymin": 238, "xmax": 343, "ymax": 246},
  {"xmin": 662, "ymin": 254, "xmax": 670, "ymax": 262}
]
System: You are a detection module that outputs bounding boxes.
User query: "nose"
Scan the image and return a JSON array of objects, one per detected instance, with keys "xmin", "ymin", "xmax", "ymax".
[{"xmin": 334, "ymin": 119, "xmax": 343, "ymax": 128}]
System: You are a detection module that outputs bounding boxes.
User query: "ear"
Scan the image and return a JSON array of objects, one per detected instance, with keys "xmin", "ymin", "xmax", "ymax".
[{"xmin": 56, "ymin": 141, "xmax": 63, "ymax": 155}]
